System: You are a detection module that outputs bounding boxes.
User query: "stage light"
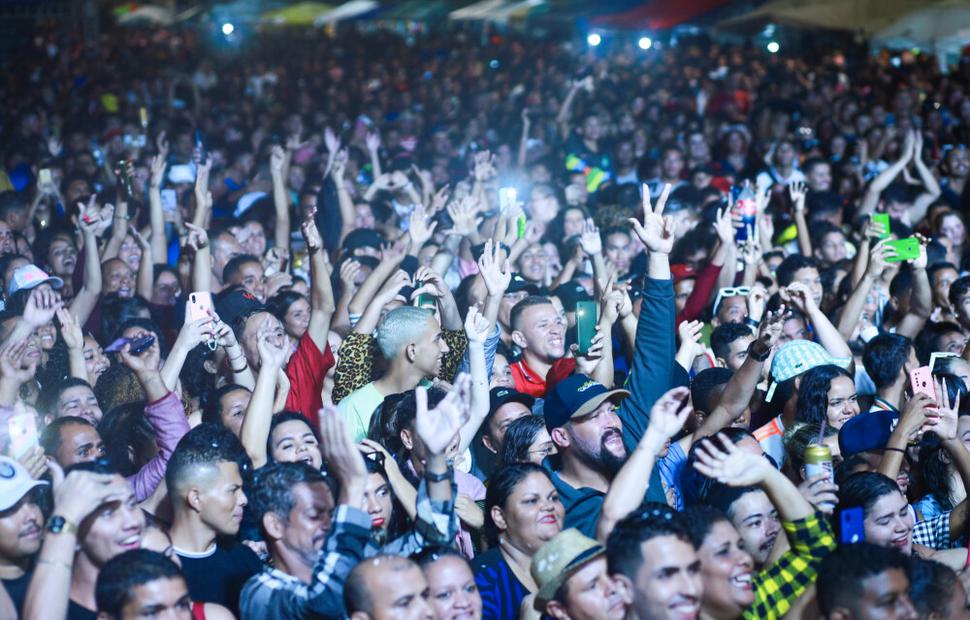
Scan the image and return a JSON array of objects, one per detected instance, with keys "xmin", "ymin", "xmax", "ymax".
[
  {"xmin": 766, "ymin": 41, "xmax": 780, "ymax": 54},
  {"xmin": 587, "ymin": 33, "xmax": 601, "ymax": 47},
  {"xmin": 638, "ymin": 36, "xmax": 652, "ymax": 50},
  {"xmin": 221, "ymin": 22, "xmax": 235, "ymax": 36}
]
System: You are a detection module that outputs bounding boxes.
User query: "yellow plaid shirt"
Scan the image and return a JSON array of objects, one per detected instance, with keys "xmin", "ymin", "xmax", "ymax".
[{"xmin": 743, "ymin": 511, "xmax": 836, "ymax": 620}]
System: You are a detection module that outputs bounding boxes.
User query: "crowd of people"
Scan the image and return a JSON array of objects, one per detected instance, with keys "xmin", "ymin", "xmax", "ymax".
[{"xmin": 0, "ymin": 21, "xmax": 969, "ymax": 620}]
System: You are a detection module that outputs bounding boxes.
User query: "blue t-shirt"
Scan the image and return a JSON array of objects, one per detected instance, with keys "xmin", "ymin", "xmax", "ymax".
[{"xmin": 473, "ymin": 547, "xmax": 528, "ymax": 620}]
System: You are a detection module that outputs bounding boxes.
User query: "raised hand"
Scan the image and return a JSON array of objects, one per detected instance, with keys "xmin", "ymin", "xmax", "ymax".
[
  {"xmin": 714, "ymin": 205, "xmax": 735, "ymax": 247},
  {"xmin": 23, "ymin": 286, "xmax": 63, "ymax": 329},
  {"xmin": 797, "ymin": 473, "xmax": 839, "ymax": 515},
  {"xmin": 446, "ymin": 197, "xmax": 482, "ymax": 237},
  {"xmin": 416, "ymin": 373, "xmax": 472, "ymax": 456},
  {"xmin": 746, "ymin": 284, "xmax": 767, "ymax": 323},
  {"xmin": 319, "ymin": 403, "xmax": 368, "ymax": 493},
  {"xmin": 477, "ymin": 238, "xmax": 512, "ymax": 297},
  {"xmin": 579, "ymin": 218, "xmax": 603, "ymax": 255},
  {"xmin": 270, "ymin": 145, "xmax": 286, "ymax": 176},
  {"xmin": 473, "ymin": 150, "xmax": 497, "ymax": 183},
  {"xmin": 176, "ymin": 317, "xmax": 216, "ymax": 351},
  {"xmin": 365, "ymin": 131, "xmax": 381, "ymax": 153},
  {"xmin": 55, "ymin": 308, "xmax": 83, "ymax": 351},
  {"xmin": 331, "ymin": 148, "xmax": 348, "ymax": 184},
  {"xmin": 184, "ymin": 222, "xmax": 209, "ymax": 252},
  {"xmin": 150, "ymin": 152, "xmax": 167, "ymax": 188},
  {"xmin": 757, "ymin": 305, "xmax": 787, "ymax": 349},
  {"xmin": 339, "ymin": 259, "xmax": 361, "ymax": 289},
  {"xmin": 377, "ymin": 270, "xmax": 411, "ymax": 303},
  {"xmin": 324, "ymin": 126, "xmax": 340, "ymax": 155},
  {"xmin": 677, "ymin": 320, "xmax": 705, "ymax": 361},
  {"xmin": 643, "ymin": 386, "xmax": 692, "ymax": 452},
  {"xmin": 867, "ymin": 239, "xmax": 893, "ymax": 277},
  {"xmin": 0, "ymin": 338, "xmax": 37, "ymax": 386},
  {"xmin": 784, "ymin": 282, "xmax": 816, "ymax": 314},
  {"xmin": 381, "ymin": 238, "xmax": 409, "ymax": 266},
  {"xmin": 693, "ymin": 433, "xmax": 774, "ymax": 487},
  {"xmin": 52, "ymin": 469, "xmax": 120, "ymax": 526},
  {"xmin": 301, "ymin": 207, "xmax": 324, "ymax": 253},
  {"xmin": 629, "ymin": 183, "xmax": 674, "ymax": 253},
  {"xmin": 431, "ymin": 184, "xmax": 451, "ymax": 214},
  {"xmin": 934, "ymin": 377, "xmax": 959, "ymax": 440},
  {"xmin": 256, "ymin": 318, "xmax": 287, "ymax": 371},
  {"xmin": 464, "ymin": 306, "xmax": 490, "ymax": 344},
  {"xmin": 789, "ymin": 181, "xmax": 807, "ymax": 211},
  {"xmin": 119, "ymin": 330, "xmax": 161, "ymax": 376},
  {"xmin": 408, "ymin": 204, "xmax": 438, "ymax": 248}
]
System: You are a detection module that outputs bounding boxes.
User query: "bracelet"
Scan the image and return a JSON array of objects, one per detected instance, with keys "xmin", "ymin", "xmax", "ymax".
[
  {"xmin": 747, "ymin": 341, "xmax": 772, "ymax": 363},
  {"xmin": 232, "ymin": 362, "xmax": 249, "ymax": 373},
  {"xmin": 424, "ymin": 466, "xmax": 453, "ymax": 483},
  {"xmin": 884, "ymin": 447, "xmax": 907, "ymax": 454},
  {"xmin": 744, "ymin": 317, "xmax": 760, "ymax": 328},
  {"xmin": 37, "ymin": 558, "xmax": 73, "ymax": 570}
]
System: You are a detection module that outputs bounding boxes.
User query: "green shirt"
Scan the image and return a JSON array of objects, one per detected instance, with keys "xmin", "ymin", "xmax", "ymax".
[{"xmin": 338, "ymin": 382, "xmax": 385, "ymax": 442}]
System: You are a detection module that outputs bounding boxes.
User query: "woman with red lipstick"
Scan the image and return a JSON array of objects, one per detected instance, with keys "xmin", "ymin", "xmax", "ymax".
[{"xmin": 473, "ymin": 463, "xmax": 564, "ymax": 620}]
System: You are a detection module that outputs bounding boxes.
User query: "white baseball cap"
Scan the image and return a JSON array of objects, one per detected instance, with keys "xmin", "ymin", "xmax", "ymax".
[{"xmin": 0, "ymin": 456, "xmax": 47, "ymax": 511}]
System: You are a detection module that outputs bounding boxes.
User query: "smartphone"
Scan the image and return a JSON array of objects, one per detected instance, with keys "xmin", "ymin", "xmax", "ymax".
[
  {"xmin": 139, "ymin": 106, "xmax": 149, "ymax": 129},
  {"xmin": 576, "ymin": 301, "xmax": 598, "ymax": 355},
  {"xmin": 910, "ymin": 366, "xmax": 936, "ymax": 401},
  {"xmin": 38, "ymin": 168, "xmax": 52, "ymax": 187},
  {"xmin": 160, "ymin": 189, "xmax": 177, "ymax": 214},
  {"xmin": 517, "ymin": 214, "xmax": 527, "ymax": 239},
  {"xmin": 886, "ymin": 237, "xmax": 921, "ymax": 262},
  {"xmin": 8, "ymin": 414, "xmax": 37, "ymax": 459},
  {"xmin": 499, "ymin": 187, "xmax": 517, "ymax": 213},
  {"xmin": 187, "ymin": 292, "xmax": 215, "ymax": 323},
  {"xmin": 840, "ymin": 506, "xmax": 865, "ymax": 544},
  {"xmin": 105, "ymin": 334, "xmax": 155, "ymax": 355},
  {"xmin": 871, "ymin": 213, "xmax": 891, "ymax": 240}
]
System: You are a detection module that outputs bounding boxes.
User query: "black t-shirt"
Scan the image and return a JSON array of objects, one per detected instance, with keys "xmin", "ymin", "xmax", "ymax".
[
  {"xmin": 67, "ymin": 600, "xmax": 97, "ymax": 620},
  {"xmin": 176, "ymin": 540, "xmax": 262, "ymax": 616},
  {"xmin": 1, "ymin": 570, "xmax": 31, "ymax": 615}
]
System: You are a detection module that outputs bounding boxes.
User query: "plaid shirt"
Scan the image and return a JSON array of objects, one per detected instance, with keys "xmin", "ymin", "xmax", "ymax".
[
  {"xmin": 743, "ymin": 511, "xmax": 836, "ymax": 620},
  {"xmin": 240, "ymin": 480, "xmax": 457, "ymax": 620},
  {"xmin": 913, "ymin": 510, "xmax": 953, "ymax": 550}
]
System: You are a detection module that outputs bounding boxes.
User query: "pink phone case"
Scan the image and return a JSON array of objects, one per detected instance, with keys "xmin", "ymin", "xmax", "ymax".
[
  {"xmin": 909, "ymin": 366, "xmax": 936, "ymax": 400},
  {"xmin": 186, "ymin": 292, "xmax": 214, "ymax": 323},
  {"xmin": 8, "ymin": 414, "xmax": 37, "ymax": 459}
]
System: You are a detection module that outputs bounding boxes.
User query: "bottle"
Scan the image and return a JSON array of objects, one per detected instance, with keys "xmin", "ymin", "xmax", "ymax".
[{"xmin": 734, "ymin": 182, "xmax": 757, "ymax": 242}]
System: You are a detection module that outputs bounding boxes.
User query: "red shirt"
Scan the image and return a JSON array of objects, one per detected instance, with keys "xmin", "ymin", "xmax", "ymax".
[
  {"xmin": 510, "ymin": 357, "xmax": 549, "ymax": 398},
  {"xmin": 285, "ymin": 334, "xmax": 335, "ymax": 428}
]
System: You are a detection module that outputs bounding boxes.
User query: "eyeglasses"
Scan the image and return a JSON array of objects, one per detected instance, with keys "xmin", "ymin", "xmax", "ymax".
[{"xmin": 712, "ymin": 286, "xmax": 751, "ymax": 315}]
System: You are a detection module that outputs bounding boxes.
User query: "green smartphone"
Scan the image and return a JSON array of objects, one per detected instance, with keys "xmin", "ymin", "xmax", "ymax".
[
  {"xmin": 576, "ymin": 301, "xmax": 598, "ymax": 355},
  {"xmin": 871, "ymin": 213, "xmax": 891, "ymax": 240},
  {"xmin": 885, "ymin": 237, "xmax": 921, "ymax": 262}
]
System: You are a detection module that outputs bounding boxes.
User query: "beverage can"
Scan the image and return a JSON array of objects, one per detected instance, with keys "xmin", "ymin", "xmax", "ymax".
[{"xmin": 804, "ymin": 444, "xmax": 835, "ymax": 509}]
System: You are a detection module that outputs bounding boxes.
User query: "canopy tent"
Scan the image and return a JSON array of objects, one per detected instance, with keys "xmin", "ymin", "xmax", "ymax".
[
  {"xmin": 313, "ymin": 0, "xmax": 378, "ymax": 25},
  {"xmin": 380, "ymin": 0, "xmax": 454, "ymax": 22},
  {"xmin": 449, "ymin": 0, "xmax": 547, "ymax": 22},
  {"xmin": 873, "ymin": 0, "xmax": 970, "ymax": 49},
  {"xmin": 260, "ymin": 1, "xmax": 334, "ymax": 25},
  {"xmin": 449, "ymin": 0, "xmax": 507, "ymax": 20},
  {"xmin": 114, "ymin": 4, "xmax": 176, "ymax": 25},
  {"xmin": 592, "ymin": 0, "xmax": 733, "ymax": 30},
  {"xmin": 715, "ymin": 0, "xmax": 946, "ymax": 36}
]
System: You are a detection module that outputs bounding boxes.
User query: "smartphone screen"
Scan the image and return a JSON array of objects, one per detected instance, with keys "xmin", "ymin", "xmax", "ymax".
[
  {"xmin": 840, "ymin": 506, "xmax": 865, "ymax": 544},
  {"xmin": 161, "ymin": 189, "xmax": 177, "ymax": 213},
  {"xmin": 8, "ymin": 414, "xmax": 38, "ymax": 459},
  {"xmin": 576, "ymin": 301, "xmax": 598, "ymax": 355}
]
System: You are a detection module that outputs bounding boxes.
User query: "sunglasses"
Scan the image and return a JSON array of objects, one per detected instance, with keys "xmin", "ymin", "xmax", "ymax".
[{"xmin": 712, "ymin": 286, "xmax": 751, "ymax": 315}]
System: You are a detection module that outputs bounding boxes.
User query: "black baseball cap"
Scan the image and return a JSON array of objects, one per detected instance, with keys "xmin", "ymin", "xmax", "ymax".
[
  {"xmin": 215, "ymin": 286, "xmax": 265, "ymax": 329},
  {"xmin": 489, "ymin": 387, "xmax": 535, "ymax": 418},
  {"xmin": 507, "ymin": 274, "xmax": 540, "ymax": 295},
  {"xmin": 342, "ymin": 229, "xmax": 382, "ymax": 254},
  {"xmin": 543, "ymin": 374, "xmax": 629, "ymax": 432},
  {"xmin": 552, "ymin": 281, "xmax": 593, "ymax": 314}
]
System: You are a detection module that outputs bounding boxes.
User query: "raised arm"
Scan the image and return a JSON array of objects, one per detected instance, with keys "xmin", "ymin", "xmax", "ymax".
[
  {"xmin": 55, "ymin": 308, "xmax": 87, "ymax": 381},
  {"xmin": 68, "ymin": 198, "xmax": 104, "ymax": 326},
  {"xmin": 148, "ymin": 151, "xmax": 168, "ymax": 263},
  {"xmin": 131, "ymin": 226, "xmax": 155, "ymax": 301},
  {"xmin": 302, "ymin": 208, "xmax": 336, "ymax": 351},
  {"xmin": 838, "ymin": 239, "xmax": 890, "ymax": 340},
  {"xmin": 269, "ymin": 145, "xmax": 291, "ymax": 256},
  {"xmin": 790, "ymin": 182, "xmax": 812, "ymax": 257},
  {"xmin": 859, "ymin": 131, "xmax": 915, "ymax": 218},
  {"xmin": 332, "ymin": 150, "xmax": 357, "ymax": 247},
  {"xmin": 161, "ymin": 317, "xmax": 215, "ymax": 391},
  {"xmin": 240, "ymin": 318, "xmax": 288, "ymax": 468},
  {"xmin": 909, "ymin": 132, "xmax": 942, "ymax": 224},
  {"xmin": 458, "ymin": 307, "xmax": 490, "ymax": 454},
  {"xmin": 895, "ymin": 239, "xmax": 931, "ymax": 338},
  {"xmin": 184, "ymin": 223, "xmax": 212, "ymax": 293},
  {"xmin": 785, "ymin": 282, "xmax": 853, "ymax": 364}
]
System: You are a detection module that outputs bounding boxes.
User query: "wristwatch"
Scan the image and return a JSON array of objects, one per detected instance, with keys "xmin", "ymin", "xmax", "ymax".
[
  {"xmin": 424, "ymin": 465, "xmax": 454, "ymax": 483},
  {"xmin": 747, "ymin": 340, "xmax": 772, "ymax": 363},
  {"xmin": 46, "ymin": 515, "xmax": 78, "ymax": 536}
]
